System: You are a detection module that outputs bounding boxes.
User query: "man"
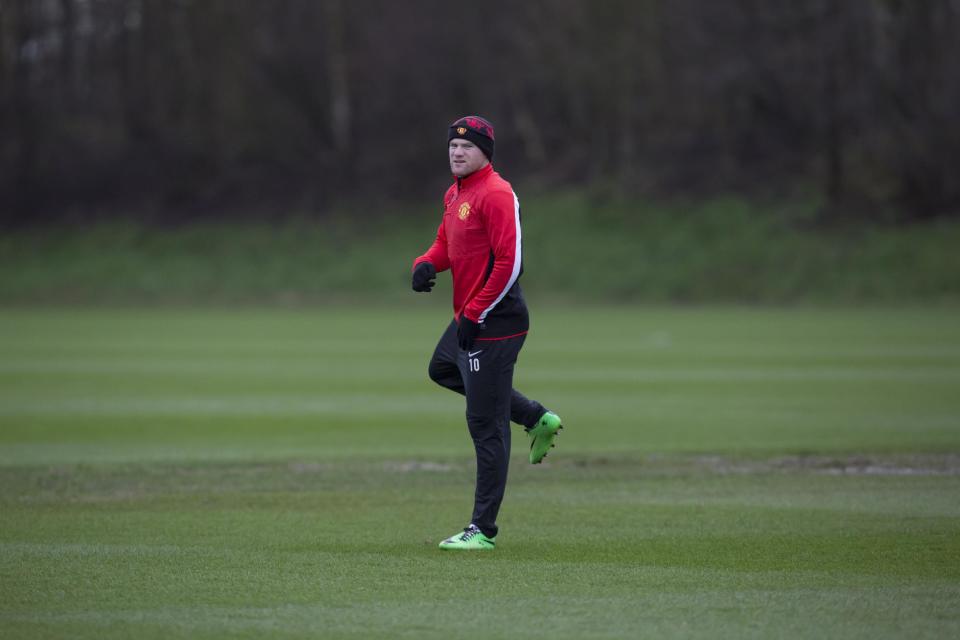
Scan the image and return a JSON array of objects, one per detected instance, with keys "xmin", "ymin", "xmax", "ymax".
[{"xmin": 411, "ymin": 115, "xmax": 563, "ymax": 551}]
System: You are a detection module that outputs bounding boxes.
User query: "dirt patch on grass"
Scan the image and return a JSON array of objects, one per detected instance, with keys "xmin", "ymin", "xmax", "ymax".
[
  {"xmin": 695, "ymin": 453, "xmax": 960, "ymax": 476},
  {"xmin": 383, "ymin": 461, "xmax": 459, "ymax": 473},
  {"xmin": 766, "ymin": 454, "xmax": 960, "ymax": 476},
  {"xmin": 554, "ymin": 453, "xmax": 960, "ymax": 477},
  {"xmin": 5, "ymin": 454, "xmax": 958, "ymax": 505}
]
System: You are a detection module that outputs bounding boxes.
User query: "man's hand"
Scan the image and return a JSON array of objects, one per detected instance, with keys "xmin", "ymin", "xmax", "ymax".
[
  {"xmin": 457, "ymin": 314, "xmax": 480, "ymax": 351},
  {"xmin": 411, "ymin": 262, "xmax": 436, "ymax": 292}
]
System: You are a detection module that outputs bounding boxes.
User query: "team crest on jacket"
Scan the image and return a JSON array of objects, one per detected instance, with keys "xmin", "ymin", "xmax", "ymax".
[{"xmin": 458, "ymin": 202, "xmax": 471, "ymax": 220}]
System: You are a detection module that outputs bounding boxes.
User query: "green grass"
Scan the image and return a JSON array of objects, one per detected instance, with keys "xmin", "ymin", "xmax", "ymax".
[
  {"xmin": 2, "ymin": 305, "xmax": 959, "ymax": 638},
  {"xmin": 3, "ymin": 194, "xmax": 959, "ymax": 305}
]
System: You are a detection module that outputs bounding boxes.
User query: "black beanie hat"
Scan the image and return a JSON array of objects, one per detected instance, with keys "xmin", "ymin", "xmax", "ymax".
[{"xmin": 448, "ymin": 116, "xmax": 495, "ymax": 161}]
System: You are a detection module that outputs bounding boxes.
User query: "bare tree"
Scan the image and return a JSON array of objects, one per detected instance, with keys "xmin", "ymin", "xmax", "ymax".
[{"xmin": 1, "ymin": 0, "xmax": 958, "ymax": 222}]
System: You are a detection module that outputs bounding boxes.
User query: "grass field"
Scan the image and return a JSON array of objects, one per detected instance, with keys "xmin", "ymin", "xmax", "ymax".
[
  {"xmin": 2, "ymin": 305, "xmax": 959, "ymax": 638},
  {"xmin": 4, "ymin": 197, "xmax": 960, "ymax": 306}
]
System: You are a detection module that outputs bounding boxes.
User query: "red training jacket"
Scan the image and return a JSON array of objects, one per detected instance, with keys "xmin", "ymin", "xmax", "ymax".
[{"xmin": 413, "ymin": 163, "xmax": 529, "ymax": 339}]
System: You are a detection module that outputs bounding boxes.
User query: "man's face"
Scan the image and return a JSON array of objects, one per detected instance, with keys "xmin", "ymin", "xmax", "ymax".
[{"xmin": 449, "ymin": 138, "xmax": 489, "ymax": 177}]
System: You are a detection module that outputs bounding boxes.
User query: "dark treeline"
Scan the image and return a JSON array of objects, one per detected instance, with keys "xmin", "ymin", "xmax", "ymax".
[{"xmin": 1, "ymin": 0, "xmax": 958, "ymax": 224}]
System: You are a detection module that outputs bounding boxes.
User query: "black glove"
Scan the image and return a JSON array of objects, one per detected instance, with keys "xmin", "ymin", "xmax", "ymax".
[
  {"xmin": 457, "ymin": 315, "xmax": 480, "ymax": 351},
  {"xmin": 411, "ymin": 262, "xmax": 436, "ymax": 292}
]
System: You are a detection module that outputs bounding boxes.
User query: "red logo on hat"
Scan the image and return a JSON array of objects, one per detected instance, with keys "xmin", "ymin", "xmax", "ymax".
[{"xmin": 463, "ymin": 117, "xmax": 494, "ymax": 140}]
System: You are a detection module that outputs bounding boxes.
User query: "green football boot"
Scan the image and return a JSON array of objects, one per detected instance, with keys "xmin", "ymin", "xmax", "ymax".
[
  {"xmin": 527, "ymin": 411, "xmax": 562, "ymax": 464},
  {"xmin": 438, "ymin": 525, "xmax": 496, "ymax": 550}
]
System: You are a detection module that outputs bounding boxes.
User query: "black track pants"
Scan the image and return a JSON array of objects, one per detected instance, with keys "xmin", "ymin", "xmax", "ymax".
[{"xmin": 428, "ymin": 319, "xmax": 546, "ymax": 538}]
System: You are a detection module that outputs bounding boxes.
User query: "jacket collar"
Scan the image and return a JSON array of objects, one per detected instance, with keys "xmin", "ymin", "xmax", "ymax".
[{"xmin": 454, "ymin": 163, "xmax": 493, "ymax": 191}]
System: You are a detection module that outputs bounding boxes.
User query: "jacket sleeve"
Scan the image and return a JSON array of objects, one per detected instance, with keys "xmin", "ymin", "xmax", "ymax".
[
  {"xmin": 412, "ymin": 216, "xmax": 451, "ymax": 273},
  {"xmin": 463, "ymin": 190, "xmax": 521, "ymax": 322}
]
